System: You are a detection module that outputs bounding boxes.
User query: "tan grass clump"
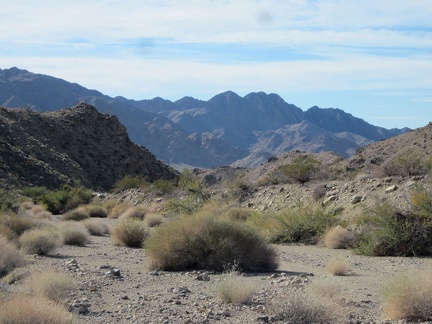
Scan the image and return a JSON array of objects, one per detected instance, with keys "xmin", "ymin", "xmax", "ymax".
[
  {"xmin": 271, "ymin": 293, "xmax": 344, "ymax": 324},
  {"xmin": 23, "ymin": 270, "xmax": 75, "ymax": 302},
  {"xmin": 382, "ymin": 271, "xmax": 432, "ymax": 321},
  {"xmin": 3, "ymin": 214, "xmax": 36, "ymax": 236},
  {"xmin": 143, "ymin": 213, "xmax": 165, "ymax": 228},
  {"xmin": 0, "ymin": 235, "xmax": 26, "ymax": 277},
  {"xmin": 83, "ymin": 204, "xmax": 108, "ymax": 218},
  {"xmin": 30, "ymin": 204, "xmax": 46, "ymax": 216},
  {"xmin": 61, "ymin": 207, "xmax": 89, "ymax": 221},
  {"xmin": 112, "ymin": 219, "xmax": 148, "ymax": 247},
  {"xmin": 0, "ymin": 295, "xmax": 74, "ymax": 323},
  {"xmin": 58, "ymin": 221, "xmax": 90, "ymax": 246},
  {"xmin": 323, "ymin": 226, "xmax": 355, "ymax": 249},
  {"xmin": 81, "ymin": 218, "xmax": 110, "ymax": 236},
  {"xmin": 224, "ymin": 208, "xmax": 255, "ymax": 221},
  {"xmin": 0, "ymin": 224, "xmax": 18, "ymax": 242},
  {"xmin": 107, "ymin": 202, "xmax": 132, "ymax": 219},
  {"xmin": 326, "ymin": 259, "xmax": 350, "ymax": 276},
  {"xmin": 19, "ymin": 228, "xmax": 61, "ymax": 255},
  {"xmin": 119, "ymin": 206, "xmax": 146, "ymax": 220},
  {"xmin": 216, "ymin": 275, "xmax": 257, "ymax": 304}
]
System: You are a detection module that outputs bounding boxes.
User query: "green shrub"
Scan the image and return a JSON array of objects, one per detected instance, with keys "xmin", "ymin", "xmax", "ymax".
[
  {"xmin": 19, "ymin": 228, "xmax": 61, "ymax": 255},
  {"xmin": 0, "ymin": 235, "xmax": 26, "ymax": 277},
  {"xmin": 280, "ymin": 156, "xmax": 320, "ymax": 184},
  {"xmin": 23, "ymin": 185, "xmax": 93, "ymax": 215},
  {"xmin": 267, "ymin": 204, "xmax": 339, "ymax": 244},
  {"xmin": 0, "ymin": 189, "xmax": 18, "ymax": 212},
  {"xmin": 383, "ymin": 151, "xmax": 428, "ymax": 177},
  {"xmin": 354, "ymin": 201, "xmax": 432, "ymax": 256},
  {"xmin": 382, "ymin": 272, "xmax": 432, "ymax": 321},
  {"xmin": 0, "ymin": 295, "xmax": 74, "ymax": 323},
  {"xmin": 112, "ymin": 219, "xmax": 148, "ymax": 247},
  {"xmin": 144, "ymin": 215, "xmax": 278, "ymax": 272},
  {"xmin": 58, "ymin": 222, "xmax": 90, "ymax": 246},
  {"xmin": 152, "ymin": 179, "xmax": 174, "ymax": 195}
]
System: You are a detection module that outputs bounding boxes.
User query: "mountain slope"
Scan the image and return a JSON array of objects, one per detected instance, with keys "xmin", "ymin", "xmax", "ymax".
[
  {"xmin": 0, "ymin": 67, "xmax": 409, "ymax": 168},
  {"xmin": 0, "ymin": 103, "xmax": 178, "ymax": 190}
]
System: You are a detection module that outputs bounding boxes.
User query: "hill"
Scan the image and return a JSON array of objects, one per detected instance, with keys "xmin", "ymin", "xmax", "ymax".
[{"xmin": 0, "ymin": 103, "xmax": 178, "ymax": 190}]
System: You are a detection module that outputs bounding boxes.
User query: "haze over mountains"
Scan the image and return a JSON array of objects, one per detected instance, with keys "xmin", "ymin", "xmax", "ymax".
[{"xmin": 0, "ymin": 67, "xmax": 408, "ymax": 168}]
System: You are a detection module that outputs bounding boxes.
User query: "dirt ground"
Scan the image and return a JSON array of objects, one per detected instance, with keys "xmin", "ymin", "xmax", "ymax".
[{"xmin": 8, "ymin": 216, "xmax": 432, "ymax": 324}]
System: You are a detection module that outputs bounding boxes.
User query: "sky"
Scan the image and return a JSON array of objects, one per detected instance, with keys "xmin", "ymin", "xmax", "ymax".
[{"xmin": 1, "ymin": 0, "xmax": 431, "ymax": 129}]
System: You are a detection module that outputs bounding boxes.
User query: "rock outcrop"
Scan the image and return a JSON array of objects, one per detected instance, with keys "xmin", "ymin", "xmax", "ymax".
[{"xmin": 0, "ymin": 103, "xmax": 178, "ymax": 190}]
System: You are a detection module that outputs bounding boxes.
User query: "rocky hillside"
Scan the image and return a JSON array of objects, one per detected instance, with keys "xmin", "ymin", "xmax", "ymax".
[
  {"xmin": 0, "ymin": 67, "xmax": 409, "ymax": 168},
  {"xmin": 0, "ymin": 103, "xmax": 178, "ymax": 190}
]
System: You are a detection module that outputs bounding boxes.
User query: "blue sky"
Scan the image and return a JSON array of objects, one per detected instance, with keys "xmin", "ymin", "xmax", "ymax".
[{"xmin": 1, "ymin": 0, "xmax": 431, "ymax": 129}]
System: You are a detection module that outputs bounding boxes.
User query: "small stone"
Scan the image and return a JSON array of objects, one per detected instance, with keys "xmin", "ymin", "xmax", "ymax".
[
  {"xmin": 256, "ymin": 315, "xmax": 269, "ymax": 322},
  {"xmin": 196, "ymin": 273, "xmax": 210, "ymax": 281},
  {"xmin": 351, "ymin": 195, "xmax": 363, "ymax": 204},
  {"xmin": 385, "ymin": 185, "xmax": 398, "ymax": 193}
]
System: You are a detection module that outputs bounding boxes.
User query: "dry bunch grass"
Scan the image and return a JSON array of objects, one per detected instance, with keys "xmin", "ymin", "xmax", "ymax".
[
  {"xmin": 382, "ymin": 271, "xmax": 432, "ymax": 321},
  {"xmin": 58, "ymin": 221, "xmax": 90, "ymax": 246},
  {"xmin": 326, "ymin": 258, "xmax": 350, "ymax": 276},
  {"xmin": 61, "ymin": 207, "xmax": 89, "ymax": 221},
  {"xmin": 107, "ymin": 202, "xmax": 132, "ymax": 219},
  {"xmin": 0, "ymin": 294, "xmax": 74, "ymax": 323},
  {"xmin": 216, "ymin": 274, "xmax": 257, "ymax": 304},
  {"xmin": 23, "ymin": 270, "xmax": 75, "ymax": 302},
  {"xmin": 112, "ymin": 218, "xmax": 148, "ymax": 247},
  {"xmin": 323, "ymin": 226, "xmax": 355, "ymax": 249},
  {"xmin": 0, "ymin": 235, "xmax": 26, "ymax": 277},
  {"xmin": 19, "ymin": 228, "xmax": 62, "ymax": 255},
  {"xmin": 119, "ymin": 206, "xmax": 146, "ymax": 220},
  {"xmin": 143, "ymin": 213, "xmax": 165, "ymax": 228},
  {"xmin": 81, "ymin": 218, "xmax": 110, "ymax": 236}
]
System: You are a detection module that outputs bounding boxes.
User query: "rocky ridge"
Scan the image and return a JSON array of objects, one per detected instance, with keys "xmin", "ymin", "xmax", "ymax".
[{"xmin": 0, "ymin": 103, "xmax": 178, "ymax": 190}]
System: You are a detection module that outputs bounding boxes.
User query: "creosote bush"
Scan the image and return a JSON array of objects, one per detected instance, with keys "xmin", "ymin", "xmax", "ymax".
[
  {"xmin": 145, "ymin": 215, "xmax": 278, "ymax": 272},
  {"xmin": 382, "ymin": 272, "xmax": 432, "ymax": 321},
  {"xmin": 0, "ymin": 295, "xmax": 74, "ymax": 323},
  {"xmin": 112, "ymin": 219, "xmax": 148, "ymax": 247},
  {"xmin": 0, "ymin": 235, "xmax": 26, "ymax": 277},
  {"xmin": 19, "ymin": 228, "xmax": 61, "ymax": 255},
  {"xmin": 280, "ymin": 156, "xmax": 320, "ymax": 184}
]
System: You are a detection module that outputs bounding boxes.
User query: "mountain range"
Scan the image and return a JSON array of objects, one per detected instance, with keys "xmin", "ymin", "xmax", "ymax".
[{"xmin": 0, "ymin": 67, "xmax": 408, "ymax": 168}]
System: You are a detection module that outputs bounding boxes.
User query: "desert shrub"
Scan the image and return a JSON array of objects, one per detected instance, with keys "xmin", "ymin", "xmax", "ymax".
[
  {"xmin": 81, "ymin": 218, "xmax": 110, "ymax": 236},
  {"xmin": 354, "ymin": 201, "xmax": 432, "ymax": 256},
  {"xmin": 151, "ymin": 179, "xmax": 175, "ymax": 195},
  {"xmin": 271, "ymin": 293, "xmax": 343, "ymax": 324},
  {"xmin": 166, "ymin": 182, "xmax": 210, "ymax": 214},
  {"xmin": 0, "ymin": 235, "xmax": 26, "ymax": 277},
  {"xmin": 382, "ymin": 272, "xmax": 432, "ymax": 321},
  {"xmin": 83, "ymin": 204, "xmax": 107, "ymax": 218},
  {"xmin": 312, "ymin": 184, "xmax": 327, "ymax": 201},
  {"xmin": 119, "ymin": 206, "xmax": 146, "ymax": 220},
  {"xmin": 326, "ymin": 258, "xmax": 350, "ymax": 276},
  {"xmin": 30, "ymin": 204, "xmax": 46, "ymax": 215},
  {"xmin": 143, "ymin": 213, "xmax": 165, "ymax": 228},
  {"xmin": 112, "ymin": 219, "xmax": 148, "ymax": 247},
  {"xmin": 58, "ymin": 222, "xmax": 90, "ymax": 246},
  {"xmin": 323, "ymin": 226, "xmax": 355, "ymax": 249},
  {"xmin": 19, "ymin": 228, "xmax": 61, "ymax": 255},
  {"xmin": 280, "ymin": 156, "xmax": 320, "ymax": 184},
  {"xmin": 144, "ymin": 215, "xmax": 278, "ymax": 272},
  {"xmin": 217, "ymin": 274, "xmax": 257, "ymax": 304},
  {"xmin": 178, "ymin": 168, "xmax": 196, "ymax": 189},
  {"xmin": 224, "ymin": 208, "xmax": 256, "ymax": 222},
  {"xmin": 2, "ymin": 214, "xmax": 36, "ymax": 236},
  {"xmin": 383, "ymin": 151, "xmax": 428, "ymax": 177},
  {"xmin": 33, "ymin": 211, "xmax": 53, "ymax": 220},
  {"xmin": 61, "ymin": 207, "xmax": 89, "ymax": 221},
  {"xmin": 23, "ymin": 270, "xmax": 75, "ymax": 302},
  {"xmin": 112, "ymin": 175, "xmax": 148, "ymax": 193},
  {"xmin": 0, "ymin": 295, "xmax": 74, "ymax": 323},
  {"xmin": 106, "ymin": 201, "xmax": 131, "ymax": 219},
  {"xmin": 267, "ymin": 204, "xmax": 339, "ymax": 244}
]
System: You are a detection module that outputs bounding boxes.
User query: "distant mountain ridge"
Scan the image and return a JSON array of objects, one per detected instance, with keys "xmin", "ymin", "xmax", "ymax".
[{"xmin": 0, "ymin": 67, "xmax": 409, "ymax": 168}]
